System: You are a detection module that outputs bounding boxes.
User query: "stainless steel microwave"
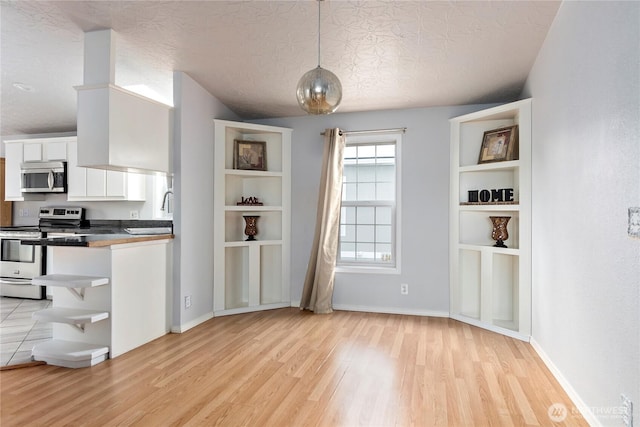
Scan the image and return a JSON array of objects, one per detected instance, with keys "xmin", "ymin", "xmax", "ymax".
[{"xmin": 20, "ymin": 161, "xmax": 67, "ymax": 193}]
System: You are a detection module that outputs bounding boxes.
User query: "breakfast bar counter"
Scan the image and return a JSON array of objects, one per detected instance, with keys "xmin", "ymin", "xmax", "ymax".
[
  {"xmin": 22, "ymin": 233, "xmax": 174, "ymax": 247},
  {"xmin": 26, "ymin": 232, "xmax": 173, "ymax": 365}
]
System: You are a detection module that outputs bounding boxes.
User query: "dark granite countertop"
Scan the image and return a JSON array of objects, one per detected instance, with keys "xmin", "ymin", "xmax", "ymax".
[
  {"xmin": 21, "ymin": 233, "xmax": 174, "ymax": 248},
  {"xmin": 16, "ymin": 219, "xmax": 174, "ymax": 247}
]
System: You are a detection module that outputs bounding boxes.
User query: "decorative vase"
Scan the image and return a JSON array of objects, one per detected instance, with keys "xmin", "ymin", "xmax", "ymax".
[
  {"xmin": 489, "ymin": 216, "xmax": 511, "ymax": 248},
  {"xmin": 243, "ymin": 216, "xmax": 260, "ymax": 241}
]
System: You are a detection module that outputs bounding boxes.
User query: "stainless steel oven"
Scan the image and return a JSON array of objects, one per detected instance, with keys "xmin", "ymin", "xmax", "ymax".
[{"xmin": 0, "ymin": 229, "xmax": 45, "ymax": 299}]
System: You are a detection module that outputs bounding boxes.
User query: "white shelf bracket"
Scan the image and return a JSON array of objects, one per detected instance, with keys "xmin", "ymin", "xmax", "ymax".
[
  {"xmin": 67, "ymin": 287, "xmax": 86, "ymax": 301},
  {"xmin": 70, "ymin": 324, "xmax": 86, "ymax": 333}
]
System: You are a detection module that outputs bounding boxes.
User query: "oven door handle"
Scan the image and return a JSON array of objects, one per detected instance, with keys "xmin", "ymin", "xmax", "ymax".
[
  {"xmin": 0, "ymin": 277, "xmax": 33, "ymax": 285},
  {"xmin": 48, "ymin": 170, "xmax": 54, "ymax": 190}
]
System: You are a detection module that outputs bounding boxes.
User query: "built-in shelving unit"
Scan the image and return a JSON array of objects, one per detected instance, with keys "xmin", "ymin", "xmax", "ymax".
[
  {"xmin": 449, "ymin": 99, "xmax": 532, "ymax": 340},
  {"xmin": 31, "ymin": 274, "xmax": 110, "ymax": 368},
  {"xmin": 213, "ymin": 120, "xmax": 292, "ymax": 316}
]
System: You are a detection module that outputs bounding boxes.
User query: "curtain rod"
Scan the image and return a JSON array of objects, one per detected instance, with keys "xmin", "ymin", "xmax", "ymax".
[{"xmin": 320, "ymin": 127, "xmax": 406, "ymax": 136}]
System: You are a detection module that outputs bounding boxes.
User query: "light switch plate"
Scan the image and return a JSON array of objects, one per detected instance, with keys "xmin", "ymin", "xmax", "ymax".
[{"xmin": 629, "ymin": 207, "xmax": 640, "ymax": 238}]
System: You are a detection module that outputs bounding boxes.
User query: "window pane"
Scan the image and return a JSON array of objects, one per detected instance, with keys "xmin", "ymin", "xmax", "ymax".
[
  {"xmin": 343, "ymin": 225, "xmax": 356, "ymax": 242},
  {"xmin": 357, "ymin": 165, "xmax": 375, "ymax": 182},
  {"xmin": 376, "ymin": 225, "xmax": 392, "ymax": 243},
  {"xmin": 342, "ymin": 206, "xmax": 356, "ymax": 224},
  {"xmin": 376, "ymin": 165, "xmax": 394, "ymax": 182},
  {"xmin": 377, "ymin": 145, "xmax": 395, "ymax": 158},
  {"xmin": 376, "ymin": 182, "xmax": 395, "ymax": 200},
  {"xmin": 376, "ymin": 207, "xmax": 392, "ymax": 224},
  {"xmin": 340, "ymin": 242, "xmax": 356, "ymax": 260},
  {"xmin": 356, "ymin": 207, "xmax": 375, "ymax": 224},
  {"xmin": 357, "ymin": 225, "xmax": 375, "ymax": 242},
  {"xmin": 343, "ymin": 183, "xmax": 357, "ymax": 201},
  {"xmin": 376, "ymin": 244, "xmax": 393, "ymax": 262},
  {"xmin": 356, "ymin": 243, "xmax": 375, "ymax": 260},
  {"xmin": 344, "ymin": 146, "xmax": 357, "ymax": 159},
  {"xmin": 344, "ymin": 165, "xmax": 357, "ymax": 182},
  {"xmin": 357, "ymin": 183, "xmax": 375, "ymax": 200},
  {"xmin": 358, "ymin": 145, "xmax": 376, "ymax": 159}
]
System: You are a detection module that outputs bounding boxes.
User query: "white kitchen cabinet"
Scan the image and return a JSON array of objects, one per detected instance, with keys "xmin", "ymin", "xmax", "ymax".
[
  {"xmin": 23, "ymin": 139, "xmax": 69, "ymax": 162},
  {"xmin": 67, "ymin": 140, "xmax": 145, "ymax": 201},
  {"xmin": 449, "ymin": 99, "xmax": 532, "ymax": 341},
  {"xmin": 213, "ymin": 120, "xmax": 292, "ymax": 316},
  {"xmin": 4, "ymin": 142, "xmax": 23, "ymax": 200},
  {"xmin": 23, "ymin": 143, "xmax": 43, "ymax": 162},
  {"xmin": 76, "ymin": 84, "xmax": 172, "ymax": 174},
  {"xmin": 2, "ymin": 136, "xmax": 71, "ymax": 201}
]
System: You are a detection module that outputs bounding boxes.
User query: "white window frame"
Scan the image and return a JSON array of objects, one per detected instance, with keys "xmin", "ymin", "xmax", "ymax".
[{"xmin": 336, "ymin": 131, "xmax": 402, "ymax": 275}]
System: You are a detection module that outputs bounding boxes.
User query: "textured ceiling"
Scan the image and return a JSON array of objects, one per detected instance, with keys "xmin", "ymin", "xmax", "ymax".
[{"xmin": 1, "ymin": 1, "xmax": 561, "ymax": 136}]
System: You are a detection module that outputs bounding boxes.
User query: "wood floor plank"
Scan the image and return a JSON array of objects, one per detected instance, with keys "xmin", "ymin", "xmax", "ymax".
[{"xmin": 0, "ymin": 308, "xmax": 587, "ymax": 426}]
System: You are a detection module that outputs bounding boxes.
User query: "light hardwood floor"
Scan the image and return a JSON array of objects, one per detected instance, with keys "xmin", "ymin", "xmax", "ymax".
[{"xmin": 0, "ymin": 308, "xmax": 587, "ymax": 426}]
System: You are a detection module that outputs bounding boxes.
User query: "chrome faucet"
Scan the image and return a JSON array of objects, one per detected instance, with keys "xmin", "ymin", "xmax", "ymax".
[{"xmin": 161, "ymin": 190, "xmax": 174, "ymax": 213}]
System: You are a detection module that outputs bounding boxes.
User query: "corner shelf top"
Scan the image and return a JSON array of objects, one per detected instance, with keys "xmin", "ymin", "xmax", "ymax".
[
  {"xmin": 214, "ymin": 119, "xmax": 293, "ymax": 135},
  {"xmin": 459, "ymin": 204, "xmax": 520, "ymax": 212},
  {"xmin": 225, "ymin": 169, "xmax": 283, "ymax": 178},
  {"xmin": 450, "ymin": 98, "xmax": 531, "ymax": 124},
  {"xmin": 459, "ymin": 160, "xmax": 519, "ymax": 173},
  {"xmin": 225, "ymin": 240, "xmax": 283, "ymax": 247},
  {"xmin": 458, "ymin": 243, "xmax": 520, "ymax": 255},
  {"xmin": 225, "ymin": 206, "xmax": 282, "ymax": 212}
]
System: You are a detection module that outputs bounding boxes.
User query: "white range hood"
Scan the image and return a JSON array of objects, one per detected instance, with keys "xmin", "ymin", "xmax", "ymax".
[{"xmin": 75, "ymin": 30, "xmax": 172, "ymax": 174}]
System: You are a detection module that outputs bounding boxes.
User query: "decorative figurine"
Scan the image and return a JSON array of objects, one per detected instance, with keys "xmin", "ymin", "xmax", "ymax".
[
  {"xmin": 489, "ymin": 216, "xmax": 511, "ymax": 247},
  {"xmin": 243, "ymin": 215, "xmax": 260, "ymax": 241},
  {"xmin": 237, "ymin": 196, "xmax": 263, "ymax": 206}
]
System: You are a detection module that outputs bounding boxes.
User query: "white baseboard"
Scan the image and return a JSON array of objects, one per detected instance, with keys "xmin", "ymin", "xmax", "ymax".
[
  {"xmin": 293, "ymin": 302, "xmax": 446, "ymax": 318},
  {"xmin": 530, "ymin": 338, "xmax": 601, "ymax": 427},
  {"xmin": 171, "ymin": 311, "xmax": 214, "ymax": 333}
]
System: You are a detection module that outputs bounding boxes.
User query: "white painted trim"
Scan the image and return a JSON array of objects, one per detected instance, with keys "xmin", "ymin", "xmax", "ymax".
[
  {"xmin": 171, "ymin": 311, "xmax": 213, "ymax": 333},
  {"xmin": 333, "ymin": 304, "xmax": 448, "ymax": 318},
  {"xmin": 214, "ymin": 302, "xmax": 291, "ymax": 317},
  {"xmin": 293, "ymin": 299, "xmax": 447, "ymax": 318},
  {"xmin": 530, "ymin": 338, "xmax": 601, "ymax": 427},
  {"xmin": 449, "ymin": 314, "xmax": 530, "ymax": 342},
  {"xmin": 335, "ymin": 266, "xmax": 400, "ymax": 275}
]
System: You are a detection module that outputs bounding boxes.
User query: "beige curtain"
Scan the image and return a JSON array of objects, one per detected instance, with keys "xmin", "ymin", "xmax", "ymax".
[{"xmin": 300, "ymin": 128, "xmax": 345, "ymax": 314}]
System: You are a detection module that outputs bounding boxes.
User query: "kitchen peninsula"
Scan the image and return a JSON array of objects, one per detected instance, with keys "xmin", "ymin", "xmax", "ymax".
[{"xmin": 22, "ymin": 224, "xmax": 173, "ymax": 368}]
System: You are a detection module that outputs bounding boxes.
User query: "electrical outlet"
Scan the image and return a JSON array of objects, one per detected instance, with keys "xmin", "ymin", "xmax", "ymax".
[
  {"xmin": 621, "ymin": 394, "xmax": 633, "ymax": 427},
  {"xmin": 19, "ymin": 208, "xmax": 29, "ymax": 217},
  {"xmin": 400, "ymin": 283, "xmax": 409, "ymax": 295},
  {"xmin": 129, "ymin": 210, "xmax": 139, "ymax": 219},
  {"xmin": 184, "ymin": 295, "xmax": 192, "ymax": 309}
]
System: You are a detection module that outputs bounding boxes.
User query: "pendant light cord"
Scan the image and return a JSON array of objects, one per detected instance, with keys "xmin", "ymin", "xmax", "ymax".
[{"xmin": 317, "ymin": 0, "xmax": 322, "ymax": 67}]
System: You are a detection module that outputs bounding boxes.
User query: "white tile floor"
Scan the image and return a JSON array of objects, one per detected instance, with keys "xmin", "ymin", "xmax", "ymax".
[{"xmin": 0, "ymin": 297, "xmax": 52, "ymax": 366}]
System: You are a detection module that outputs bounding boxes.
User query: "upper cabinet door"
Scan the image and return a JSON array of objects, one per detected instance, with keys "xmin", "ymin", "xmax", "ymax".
[{"xmin": 23, "ymin": 143, "xmax": 43, "ymax": 162}]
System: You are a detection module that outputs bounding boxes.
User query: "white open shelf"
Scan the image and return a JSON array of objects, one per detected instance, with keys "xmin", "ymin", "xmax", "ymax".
[
  {"xmin": 32, "ymin": 274, "xmax": 109, "ymax": 301},
  {"xmin": 32, "ymin": 274, "xmax": 109, "ymax": 288},
  {"xmin": 33, "ymin": 308, "xmax": 109, "ymax": 333},
  {"xmin": 32, "ymin": 340, "xmax": 109, "ymax": 369}
]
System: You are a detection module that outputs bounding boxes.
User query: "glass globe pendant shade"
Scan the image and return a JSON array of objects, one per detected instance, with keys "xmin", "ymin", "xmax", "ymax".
[{"xmin": 296, "ymin": 65, "xmax": 342, "ymax": 115}]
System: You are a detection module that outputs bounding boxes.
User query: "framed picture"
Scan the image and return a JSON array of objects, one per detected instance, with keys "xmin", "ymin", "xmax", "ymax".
[
  {"xmin": 233, "ymin": 140, "xmax": 267, "ymax": 171},
  {"xmin": 478, "ymin": 125, "xmax": 519, "ymax": 164}
]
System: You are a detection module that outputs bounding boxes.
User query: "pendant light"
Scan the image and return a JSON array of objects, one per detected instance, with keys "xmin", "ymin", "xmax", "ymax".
[{"xmin": 296, "ymin": 0, "xmax": 342, "ymax": 115}]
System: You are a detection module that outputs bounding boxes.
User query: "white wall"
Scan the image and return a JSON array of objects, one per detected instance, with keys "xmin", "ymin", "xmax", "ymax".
[
  {"xmin": 171, "ymin": 71, "xmax": 240, "ymax": 330},
  {"xmin": 522, "ymin": 1, "xmax": 640, "ymax": 425},
  {"xmin": 255, "ymin": 104, "xmax": 494, "ymax": 316}
]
